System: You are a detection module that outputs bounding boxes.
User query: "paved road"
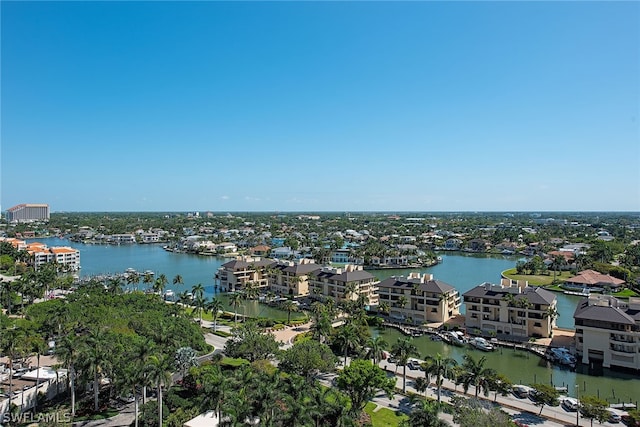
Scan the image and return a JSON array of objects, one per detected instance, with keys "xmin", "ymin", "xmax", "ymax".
[
  {"xmin": 73, "ymin": 324, "xmax": 619, "ymax": 427},
  {"xmin": 380, "ymin": 358, "xmax": 618, "ymax": 427}
]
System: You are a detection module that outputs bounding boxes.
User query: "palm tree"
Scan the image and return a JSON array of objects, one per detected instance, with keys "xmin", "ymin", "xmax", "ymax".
[
  {"xmin": 404, "ymin": 399, "xmax": 449, "ymax": 427},
  {"xmin": 80, "ymin": 328, "xmax": 111, "ymax": 412},
  {"xmin": 229, "ymin": 292, "xmax": 244, "ymax": 325},
  {"xmin": 107, "ymin": 277, "xmax": 123, "ymax": 295},
  {"xmin": 288, "ymin": 275, "xmax": 303, "ymax": 296},
  {"xmin": 207, "ymin": 298, "xmax": 224, "ymax": 331},
  {"xmin": 413, "ymin": 376, "xmax": 429, "ymax": 398},
  {"xmin": 244, "ymin": 281, "xmax": 260, "ymax": 300},
  {"xmin": 127, "ymin": 271, "xmax": 140, "ymax": 292},
  {"xmin": 146, "ymin": 354, "xmax": 173, "ymax": 427},
  {"xmin": 281, "ymin": 299, "xmax": 299, "ymax": 325},
  {"xmin": 133, "ymin": 337, "xmax": 156, "ymax": 405},
  {"xmin": 344, "ymin": 281, "xmax": 358, "ymax": 301},
  {"xmin": 172, "ymin": 274, "xmax": 183, "ymax": 288},
  {"xmin": 397, "ymin": 295, "xmax": 408, "ymax": 321},
  {"xmin": 378, "ymin": 301, "xmax": 390, "ymax": 316},
  {"xmin": 334, "ymin": 323, "xmax": 360, "ymax": 366},
  {"xmin": 30, "ymin": 334, "xmax": 49, "ymax": 413},
  {"xmin": 55, "ymin": 334, "xmax": 79, "ymax": 417},
  {"xmin": 0, "ymin": 326, "xmax": 26, "ymax": 407},
  {"xmin": 142, "ymin": 271, "xmax": 154, "ymax": 292},
  {"xmin": 310, "ymin": 311, "xmax": 332, "ymax": 343},
  {"xmin": 543, "ymin": 305, "xmax": 559, "ymax": 326},
  {"xmin": 424, "ymin": 353, "xmax": 457, "ymax": 403},
  {"xmin": 153, "ymin": 273, "xmax": 168, "ymax": 294},
  {"xmin": 193, "ymin": 295, "xmax": 207, "ymax": 324},
  {"xmin": 461, "ymin": 354, "xmax": 497, "ymax": 398},
  {"xmin": 120, "ymin": 361, "xmax": 142, "ymax": 427},
  {"xmin": 191, "ymin": 283, "xmax": 205, "ymax": 301},
  {"xmin": 550, "ymin": 255, "xmax": 566, "ymax": 284},
  {"xmin": 366, "ymin": 336, "xmax": 389, "ymax": 365},
  {"xmin": 391, "ymin": 337, "xmax": 419, "ymax": 393}
]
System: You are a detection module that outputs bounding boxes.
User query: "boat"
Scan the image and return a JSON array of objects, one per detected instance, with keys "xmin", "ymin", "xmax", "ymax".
[
  {"xmin": 563, "ymin": 287, "xmax": 590, "ymax": 297},
  {"xmin": 164, "ymin": 290, "xmax": 175, "ymax": 301},
  {"xmin": 445, "ymin": 331, "xmax": 466, "ymax": 347},
  {"xmin": 548, "ymin": 347, "xmax": 577, "ymax": 367},
  {"xmin": 469, "ymin": 337, "xmax": 495, "ymax": 351}
]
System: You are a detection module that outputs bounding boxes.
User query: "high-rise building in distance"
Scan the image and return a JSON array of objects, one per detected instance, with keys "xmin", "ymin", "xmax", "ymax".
[{"xmin": 6, "ymin": 203, "xmax": 50, "ymax": 222}]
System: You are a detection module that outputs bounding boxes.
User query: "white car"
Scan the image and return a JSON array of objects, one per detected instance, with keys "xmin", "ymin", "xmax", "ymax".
[
  {"xmin": 607, "ymin": 409, "xmax": 622, "ymax": 423},
  {"xmin": 562, "ymin": 397, "xmax": 579, "ymax": 412}
]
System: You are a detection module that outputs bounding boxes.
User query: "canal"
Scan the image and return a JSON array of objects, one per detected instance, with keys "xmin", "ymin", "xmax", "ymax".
[
  {"xmin": 371, "ymin": 326, "xmax": 639, "ymax": 406},
  {"xmin": 27, "ymin": 238, "xmax": 640, "ymax": 400}
]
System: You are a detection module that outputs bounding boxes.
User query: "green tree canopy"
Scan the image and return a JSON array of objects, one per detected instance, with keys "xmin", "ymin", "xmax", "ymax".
[
  {"xmin": 336, "ymin": 359, "xmax": 395, "ymax": 417},
  {"xmin": 279, "ymin": 339, "xmax": 337, "ymax": 381}
]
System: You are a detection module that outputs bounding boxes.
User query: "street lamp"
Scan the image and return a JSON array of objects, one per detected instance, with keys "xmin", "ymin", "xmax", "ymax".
[{"xmin": 575, "ymin": 384, "xmax": 580, "ymax": 427}]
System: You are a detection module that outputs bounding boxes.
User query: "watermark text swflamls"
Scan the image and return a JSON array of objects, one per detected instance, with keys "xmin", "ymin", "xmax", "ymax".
[{"xmin": 1, "ymin": 412, "xmax": 72, "ymax": 424}]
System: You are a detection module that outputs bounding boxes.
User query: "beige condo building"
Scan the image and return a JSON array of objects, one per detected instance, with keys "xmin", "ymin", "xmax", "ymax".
[
  {"xmin": 574, "ymin": 295, "xmax": 640, "ymax": 372},
  {"xmin": 463, "ymin": 278, "xmax": 557, "ymax": 339},
  {"xmin": 377, "ymin": 272, "xmax": 461, "ymax": 325}
]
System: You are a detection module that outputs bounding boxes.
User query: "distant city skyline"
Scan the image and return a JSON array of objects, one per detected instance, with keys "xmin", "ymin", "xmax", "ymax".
[{"xmin": 2, "ymin": 1, "xmax": 639, "ymax": 212}]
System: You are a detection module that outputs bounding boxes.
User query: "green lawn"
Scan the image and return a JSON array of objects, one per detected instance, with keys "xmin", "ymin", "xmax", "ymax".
[
  {"xmin": 613, "ymin": 288, "xmax": 640, "ymax": 298},
  {"xmin": 502, "ymin": 268, "xmax": 574, "ymax": 286},
  {"xmin": 365, "ymin": 402, "xmax": 408, "ymax": 427}
]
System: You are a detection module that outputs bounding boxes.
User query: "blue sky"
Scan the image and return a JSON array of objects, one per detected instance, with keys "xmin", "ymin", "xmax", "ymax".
[{"xmin": 2, "ymin": 1, "xmax": 639, "ymax": 212}]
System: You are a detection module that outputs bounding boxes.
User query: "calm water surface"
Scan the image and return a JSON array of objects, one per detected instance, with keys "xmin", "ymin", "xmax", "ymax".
[
  {"xmin": 34, "ymin": 239, "xmax": 579, "ymax": 328},
  {"xmin": 371, "ymin": 327, "xmax": 639, "ymax": 405}
]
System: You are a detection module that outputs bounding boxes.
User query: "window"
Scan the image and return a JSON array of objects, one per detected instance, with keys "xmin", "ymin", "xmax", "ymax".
[{"xmin": 534, "ymin": 322, "xmax": 542, "ymax": 327}]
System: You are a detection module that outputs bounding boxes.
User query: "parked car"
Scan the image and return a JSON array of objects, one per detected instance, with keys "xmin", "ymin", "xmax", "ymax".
[
  {"xmin": 407, "ymin": 359, "xmax": 423, "ymax": 371},
  {"xmin": 562, "ymin": 397, "xmax": 579, "ymax": 412},
  {"xmin": 512, "ymin": 385, "xmax": 530, "ymax": 399},
  {"xmin": 607, "ymin": 409, "xmax": 622, "ymax": 424}
]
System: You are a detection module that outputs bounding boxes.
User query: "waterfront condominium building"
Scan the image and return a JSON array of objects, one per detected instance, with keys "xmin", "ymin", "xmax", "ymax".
[
  {"xmin": 269, "ymin": 258, "xmax": 321, "ymax": 298},
  {"xmin": 0, "ymin": 237, "xmax": 80, "ymax": 271},
  {"xmin": 463, "ymin": 278, "xmax": 557, "ymax": 339},
  {"xmin": 214, "ymin": 256, "xmax": 273, "ymax": 292},
  {"xmin": 6, "ymin": 203, "xmax": 50, "ymax": 222},
  {"xmin": 377, "ymin": 273, "xmax": 461, "ymax": 326},
  {"xmin": 574, "ymin": 295, "xmax": 640, "ymax": 372},
  {"xmin": 308, "ymin": 264, "xmax": 379, "ymax": 306}
]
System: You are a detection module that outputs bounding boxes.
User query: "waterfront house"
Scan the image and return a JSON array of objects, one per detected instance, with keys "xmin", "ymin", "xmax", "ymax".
[
  {"xmin": 463, "ymin": 279, "xmax": 557, "ymax": 339},
  {"xmin": 308, "ymin": 264, "xmax": 379, "ymax": 306},
  {"xmin": 377, "ymin": 273, "xmax": 461, "ymax": 325},
  {"xmin": 564, "ymin": 270, "xmax": 625, "ymax": 292},
  {"xmin": 270, "ymin": 246, "xmax": 295, "ymax": 259},
  {"xmin": 574, "ymin": 295, "xmax": 640, "ymax": 371},
  {"xmin": 249, "ymin": 245, "xmax": 271, "ymax": 256},
  {"xmin": 330, "ymin": 248, "xmax": 351, "ymax": 264},
  {"xmin": 269, "ymin": 259, "xmax": 321, "ymax": 298},
  {"xmin": 107, "ymin": 233, "xmax": 136, "ymax": 244},
  {"xmin": 465, "ymin": 239, "xmax": 490, "ymax": 252}
]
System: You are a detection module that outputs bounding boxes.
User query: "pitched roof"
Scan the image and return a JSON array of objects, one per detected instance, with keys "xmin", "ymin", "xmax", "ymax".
[
  {"xmin": 314, "ymin": 269, "xmax": 375, "ymax": 282},
  {"xmin": 282, "ymin": 264, "xmax": 321, "ymax": 275},
  {"xmin": 378, "ymin": 277, "xmax": 456, "ymax": 294},
  {"xmin": 566, "ymin": 270, "xmax": 625, "ymax": 286},
  {"xmin": 573, "ymin": 298, "xmax": 636, "ymax": 325},
  {"xmin": 463, "ymin": 283, "xmax": 556, "ymax": 305}
]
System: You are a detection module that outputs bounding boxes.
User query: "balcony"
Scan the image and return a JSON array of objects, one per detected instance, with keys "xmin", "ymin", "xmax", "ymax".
[
  {"xmin": 610, "ymin": 344, "xmax": 636, "ymax": 354},
  {"xmin": 610, "ymin": 334, "xmax": 636, "ymax": 343}
]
